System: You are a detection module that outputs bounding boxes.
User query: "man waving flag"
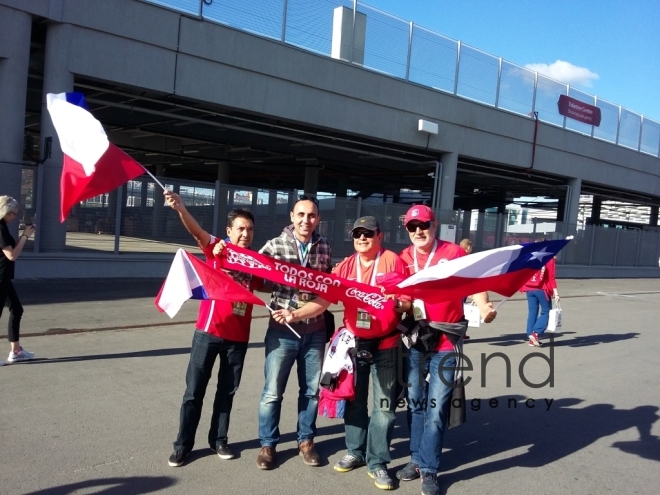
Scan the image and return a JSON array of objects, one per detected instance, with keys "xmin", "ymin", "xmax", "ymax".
[
  {"xmin": 46, "ymin": 92, "xmax": 146, "ymax": 222},
  {"xmin": 382, "ymin": 238, "xmax": 572, "ymax": 304}
]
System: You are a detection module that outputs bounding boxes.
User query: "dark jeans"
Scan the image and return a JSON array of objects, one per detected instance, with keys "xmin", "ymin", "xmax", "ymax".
[
  {"xmin": 173, "ymin": 330, "xmax": 248, "ymax": 453},
  {"xmin": 0, "ymin": 280, "xmax": 23, "ymax": 342}
]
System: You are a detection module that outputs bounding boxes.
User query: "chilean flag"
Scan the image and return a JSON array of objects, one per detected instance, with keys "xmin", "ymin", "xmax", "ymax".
[
  {"xmin": 46, "ymin": 92, "xmax": 146, "ymax": 222},
  {"xmin": 155, "ymin": 249, "xmax": 265, "ymax": 318},
  {"xmin": 383, "ymin": 238, "xmax": 571, "ymax": 303}
]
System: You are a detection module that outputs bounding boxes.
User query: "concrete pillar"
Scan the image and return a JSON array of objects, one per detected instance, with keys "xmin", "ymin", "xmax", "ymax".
[
  {"xmin": 333, "ymin": 180, "xmax": 348, "ymax": 246},
  {"xmin": 460, "ymin": 209, "xmax": 472, "ymax": 241},
  {"xmin": 437, "ymin": 152, "xmax": 458, "ymax": 223},
  {"xmin": 217, "ymin": 160, "xmax": 229, "ymax": 184},
  {"xmin": 0, "ymin": 7, "xmax": 32, "ymax": 239},
  {"xmin": 331, "ymin": 6, "xmax": 367, "ymax": 64},
  {"xmin": 591, "ymin": 196, "xmax": 602, "ymax": 221},
  {"xmin": 267, "ymin": 188, "xmax": 279, "ymax": 239},
  {"xmin": 475, "ymin": 210, "xmax": 485, "ymax": 251},
  {"xmin": 152, "ymin": 164, "xmax": 165, "ymax": 237},
  {"xmin": 649, "ymin": 205, "xmax": 658, "ymax": 226},
  {"xmin": 304, "ymin": 166, "xmax": 319, "ymax": 196},
  {"xmin": 495, "ymin": 202, "xmax": 506, "ymax": 248},
  {"xmin": 37, "ymin": 23, "xmax": 74, "ymax": 251},
  {"xmin": 565, "ymin": 178, "xmax": 582, "ymax": 237}
]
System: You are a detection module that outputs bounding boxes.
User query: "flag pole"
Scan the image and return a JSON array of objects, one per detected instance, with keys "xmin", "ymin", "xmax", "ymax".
[
  {"xmin": 493, "ymin": 297, "xmax": 508, "ymax": 312},
  {"xmin": 142, "ymin": 166, "xmax": 168, "ymax": 192},
  {"xmin": 480, "ymin": 297, "xmax": 508, "ymax": 323},
  {"xmin": 266, "ymin": 306, "xmax": 301, "ymax": 338}
]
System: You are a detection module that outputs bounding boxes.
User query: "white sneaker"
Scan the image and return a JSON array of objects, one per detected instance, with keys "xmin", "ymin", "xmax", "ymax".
[{"xmin": 7, "ymin": 348, "xmax": 35, "ymax": 363}]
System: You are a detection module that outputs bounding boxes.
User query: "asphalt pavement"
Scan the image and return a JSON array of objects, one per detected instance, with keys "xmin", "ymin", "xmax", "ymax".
[{"xmin": 1, "ymin": 278, "xmax": 659, "ymax": 494}]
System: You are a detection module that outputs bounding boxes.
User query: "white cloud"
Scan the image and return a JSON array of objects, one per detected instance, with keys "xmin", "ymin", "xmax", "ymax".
[{"xmin": 524, "ymin": 60, "xmax": 599, "ymax": 87}]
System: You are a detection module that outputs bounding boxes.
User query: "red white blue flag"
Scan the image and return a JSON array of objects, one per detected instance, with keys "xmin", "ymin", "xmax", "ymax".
[
  {"xmin": 155, "ymin": 249, "xmax": 264, "ymax": 318},
  {"xmin": 383, "ymin": 238, "xmax": 571, "ymax": 303},
  {"xmin": 46, "ymin": 92, "xmax": 146, "ymax": 222}
]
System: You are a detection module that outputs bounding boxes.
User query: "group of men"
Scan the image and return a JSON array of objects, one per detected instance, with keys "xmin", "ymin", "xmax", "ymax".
[{"xmin": 163, "ymin": 190, "xmax": 495, "ymax": 495}]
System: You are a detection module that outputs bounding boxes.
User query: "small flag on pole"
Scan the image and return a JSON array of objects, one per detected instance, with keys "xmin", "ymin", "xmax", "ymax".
[
  {"xmin": 155, "ymin": 249, "xmax": 264, "ymax": 318},
  {"xmin": 46, "ymin": 92, "xmax": 146, "ymax": 222}
]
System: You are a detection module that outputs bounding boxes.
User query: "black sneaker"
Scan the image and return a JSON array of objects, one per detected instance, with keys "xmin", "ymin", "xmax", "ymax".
[
  {"xmin": 421, "ymin": 471, "xmax": 440, "ymax": 495},
  {"xmin": 216, "ymin": 444, "xmax": 235, "ymax": 460},
  {"xmin": 395, "ymin": 461, "xmax": 420, "ymax": 481},
  {"xmin": 168, "ymin": 450, "xmax": 188, "ymax": 467}
]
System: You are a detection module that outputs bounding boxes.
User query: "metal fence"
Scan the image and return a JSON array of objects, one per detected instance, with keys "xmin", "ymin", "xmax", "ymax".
[
  {"xmin": 143, "ymin": 0, "xmax": 660, "ymax": 158},
  {"xmin": 20, "ymin": 167, "xmax": 660, "ymax": 267}
]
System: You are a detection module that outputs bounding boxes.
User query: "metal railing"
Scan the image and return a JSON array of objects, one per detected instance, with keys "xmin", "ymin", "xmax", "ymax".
[
  {"xmin": 143, "ymin": 0, "xmax": 660, "ymax": 158},
  {"xmin": 21, "ymin": 166, "xmax": 660, "ymax": 267}
]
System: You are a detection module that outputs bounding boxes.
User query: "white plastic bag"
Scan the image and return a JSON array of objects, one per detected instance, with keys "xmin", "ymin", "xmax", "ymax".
[
  {"xmin": 463, "ymin": 302, "xmax": 481, "ymax": 328},
  {"xmin": 546, "ymin": 299, "xmax": 562, "ymax": 332}
]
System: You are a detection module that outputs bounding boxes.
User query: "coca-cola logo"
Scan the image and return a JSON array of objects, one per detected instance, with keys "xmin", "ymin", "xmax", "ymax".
[{"xmin": 346, "ymin": 287, "xmax": 386, "ymax": 309}]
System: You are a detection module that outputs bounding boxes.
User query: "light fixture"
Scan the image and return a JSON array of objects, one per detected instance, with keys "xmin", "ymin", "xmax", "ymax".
[{"xmin": 418, "ymin": 119, "xmax": 438, "ymax": 135}]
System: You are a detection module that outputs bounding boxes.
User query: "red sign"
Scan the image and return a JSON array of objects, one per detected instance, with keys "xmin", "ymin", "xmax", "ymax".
[
  {"xmin": 219, "ymin": 244, "xmax": 395, "ymax": 319},
  {"xmin": 557, "ymin": 95, "xmax": 601, "ymax": 126}
]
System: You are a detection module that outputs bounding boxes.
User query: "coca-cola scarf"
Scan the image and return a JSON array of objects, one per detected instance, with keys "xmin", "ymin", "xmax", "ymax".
[{"xmin": 219, "ymin": 244, "xmax": 395, "ymax": 319}]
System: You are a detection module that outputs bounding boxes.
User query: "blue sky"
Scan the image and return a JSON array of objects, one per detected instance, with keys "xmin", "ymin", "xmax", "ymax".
[{"xmin": 364, "ymin": 0, "xmax": 660, "ymax": 122}]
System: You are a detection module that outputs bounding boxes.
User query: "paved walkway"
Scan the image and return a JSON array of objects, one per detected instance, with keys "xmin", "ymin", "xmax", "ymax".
[{"xmin": 1, "ymin": 278, "xmax": 659, "ymax": 494}]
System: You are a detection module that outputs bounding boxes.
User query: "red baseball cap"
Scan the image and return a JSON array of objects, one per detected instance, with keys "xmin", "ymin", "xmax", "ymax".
[{"xmin": 404, "ymin": 205, "xmax": 435, "ymax": 225}]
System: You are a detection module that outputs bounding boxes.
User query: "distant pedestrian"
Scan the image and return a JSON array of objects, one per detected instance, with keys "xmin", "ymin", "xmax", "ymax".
[
  {"xmin": 0, "ymin": 196, "xmax": 36, "ymax": 365},
  {"xmin": 520, "ymin": 243, "xmax": 559, "ymax": 347}
]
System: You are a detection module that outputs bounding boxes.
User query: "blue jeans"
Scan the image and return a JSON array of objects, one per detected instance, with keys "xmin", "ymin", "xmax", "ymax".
[
  {"xmin": 173, "ymin": 330, "xmax": 248, "ymax": 453},
  {"xmin": 258, "ymin": 326, "xmax": 325, "ymax": 447},
  {"xmin": 526, "ymin": 290, "xmax": 551, "ymax": 337},
  {"xmin": 344, "ymin": 346, "xmax": 398, "ymax": 471},
  {"xmin": 404, "ymin": 348, "xmax": 456, "ymax": 475}
]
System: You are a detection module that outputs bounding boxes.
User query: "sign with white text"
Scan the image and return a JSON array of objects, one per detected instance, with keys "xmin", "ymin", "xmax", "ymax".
[{"xmin": 557, "ymin": 95, "xmax": 601, "ymax": 126}]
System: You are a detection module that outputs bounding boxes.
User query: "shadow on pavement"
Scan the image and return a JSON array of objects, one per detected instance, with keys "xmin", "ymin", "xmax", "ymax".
[
  {"xmin": 431, "ymin": 397, "xmax": 659, "ymax": 493},
  {"xmin": 14, "ymin": 279, "xmax": 167, "ymax": 305},
  {"xmin": 467, "ymin": 331, "xmax": 639, "ymax": 348},
  {"xmin": 19, "ymin": 347, "xmax": 192, "ymax": 364},
  {"xmin": 23, "ymin": 476, "xmax": 177, "ymax": 495}
]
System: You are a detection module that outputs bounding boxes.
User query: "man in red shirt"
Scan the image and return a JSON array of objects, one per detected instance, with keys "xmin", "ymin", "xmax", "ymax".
[
  {"xmin": 164, "ymin": 190, "xmax": 262, "ymax": 468},
  {"xmin": 273, "ymin": 216, "xmax": 411, "ymax": 490},
  {"xmin": 396, "ymin": 205, "xmax": 495, "ymax": 495}
]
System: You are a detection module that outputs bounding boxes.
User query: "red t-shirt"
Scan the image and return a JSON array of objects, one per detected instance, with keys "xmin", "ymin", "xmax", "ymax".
[
  {"xmin": 195, "ymin": 237, "xmax": 262, "ymax": 342},
  {"xmin": 332, "ymin": 248, "xmax": 408, "ymax": 350},
  {"xmin": 521, "ymin": 258, "xmax": 557, "ymax": 293},
  {"xmin": 399, "ymin": 239, "xmax": 466, "ymax": 351}
]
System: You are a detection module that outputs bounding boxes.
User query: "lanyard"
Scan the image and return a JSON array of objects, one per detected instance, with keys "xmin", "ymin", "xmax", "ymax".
[
  {"xmin": 356, "ymin": 251, "xmax": 381, "ymax": 286},
  {"xmin": 296, "ymin": 238, "xmax": 311, "ymax": 267},
  {"xmin": 413, "ymin": 239, "xmax": 437, "ymax": 273}
]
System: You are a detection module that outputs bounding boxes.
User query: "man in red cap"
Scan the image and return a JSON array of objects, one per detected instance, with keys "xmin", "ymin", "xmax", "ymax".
[{"xmin": 396, "ymin": 205, "xmax": 496, "ymax": 495}]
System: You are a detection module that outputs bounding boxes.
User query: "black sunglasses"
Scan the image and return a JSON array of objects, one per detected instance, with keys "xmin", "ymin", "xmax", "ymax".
[
  {"xmin": 406, "ymin": 221, "xmax": 432, "ymax": 232},
  {"xmin": 352, "ymin": 229, "xmax": 376, "ymax": 239},
  {"xmin": 296, "ymin": 195, "xmax": 319, "ymax": 208}
]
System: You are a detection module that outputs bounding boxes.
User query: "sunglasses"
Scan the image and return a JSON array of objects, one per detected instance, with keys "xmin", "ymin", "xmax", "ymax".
[
  {"xmin": 352, "ymin": 229, "xmax": 376, "ymax": 239},
  {"xmin": 297, "ymin": 194, "xmax": 319, "ymax": 208},
  {"xmin": 406, "ymin": 221, "xmax": 432, "ymax": 232}
]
